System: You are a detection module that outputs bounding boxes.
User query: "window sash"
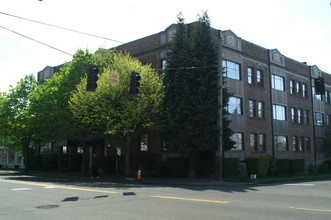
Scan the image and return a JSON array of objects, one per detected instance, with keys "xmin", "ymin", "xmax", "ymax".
[
  {"xmin": 230, "ymin": 133, "xmax": 243, "ymax": 150},
  {"xmin": 274, "ymin": 136, "xmax": 288, "ymax": 151},
  {"xmin": 273, "ymin": 104, "xmax": 286, "ymax": 121},
  {"xmin": 223, "ymin": 60, "xmax": 241, "ymax": 80},
  {"xmin": 250, "ymin": 134, "xmax": 257, "ymax": 151},
  {"xmin": 272, "ymin": 75, "xmax": 285, "ymax": 91},
  {"xmin": 228, "ymin": 97, "xmax": 242, "ymax": 115}
]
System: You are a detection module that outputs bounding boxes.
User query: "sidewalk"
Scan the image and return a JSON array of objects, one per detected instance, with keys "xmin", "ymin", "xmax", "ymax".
[{"xmin": 0, "ymin": 170, "xmax": 246, "ymax": 187}]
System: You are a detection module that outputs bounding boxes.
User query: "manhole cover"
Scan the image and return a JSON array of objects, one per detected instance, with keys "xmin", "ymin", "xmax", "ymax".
[{"xmin": 36, "ymin": 205, "xmax": 59, "ymax": 209}]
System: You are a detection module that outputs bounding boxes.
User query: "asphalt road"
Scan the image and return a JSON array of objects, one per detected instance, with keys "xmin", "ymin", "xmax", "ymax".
[{"xmin": 0, "ymin": 174, "xmax": 330, "ymax": 220}]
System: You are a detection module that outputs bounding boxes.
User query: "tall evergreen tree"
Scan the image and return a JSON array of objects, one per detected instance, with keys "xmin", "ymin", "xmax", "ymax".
[{"xmin": 164, "ymin": 12, "xmax": 234, "ymax": 177}]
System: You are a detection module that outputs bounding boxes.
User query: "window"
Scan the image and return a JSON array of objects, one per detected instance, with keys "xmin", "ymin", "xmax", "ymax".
[
  {"xmin": 303, "ymin": 110, "xmax": 309, "ymax": 125},
  {"xmin": 274, "ymin": 135, "xmax": 288, "ymax": 151},
  {"xmin": 296, "ymin": 82, "xmax": 302, "ymax": 94},
  {"xmin": 161, "ymin": 60, "xmax": 167, "ymax": 70},
  {"xmin": 140, "ymin": 134, "xmax": 148, "ymax": 152},
  {"xmin": 272, "ymin": 74, "xmax": 285, "ymax": 91},
  {"xmin": 259, "ymin": 134, "xmax": 266, "ymax": 152},
  {"xmin": 273, "ymin": 104, "xmax": 286, "ymax": 121},
  {"xmin": 249, "ymin": 100, "xmax": 256, "ymax": 117},
  {"xmin": 292, "ymin": 136, "xmax": 298, "ymax": 152},
  {"xmin": 291, "ymin": 108, "xmax": 296, "ymax": 122},
  {"xmin": 302, "ymin": 83, "xmax": 307, "ymax": 98},
  {"xmin": 305, "ymin": 137, "xmax": 311, "ymax": 152},
  {"xmin": 256, "ymin": 70, "xmax": 263, "ymax": 86},
  {"xmin": 290, "ymin": 80, "xmax": 295, "ymax": 95},
  {"xmin": 298, "ymin": 136, "xmax": 304, "ymax": 151},
  {"xmin": 327, "ymin": 115, "xmax": 331, "ymax": 126},
  {"xmin": 250, "ymin": 134, "xmax": 257, "ymax": 151},
  {"xmin": 228, "ymin": 97, "xmax": 242, "ymax": 115},
  {"xmin": 313, "ymin": 87, "xmax": 323, "ymax": 101},
  {"xmin": 297, "ymin": 109, "xmax": 302, "ymax": 124},
  {"xmin": 247, "ymin": 67, "xmax": 253, "ymax": 84},
  {"xmin": 230, "ymin": 133, "xmax": 243, "ymax": 150},
  {"xmin": 257, "ymin": 101, "xmax": 265, "ymax": 119},
  {"xmin": 314, "ymin": 113, "xmax": 324, "ymax": 126},
  {"xmin": 249, "ymin": 100, "xmax": 264, "ymax": 119},
  {"xmin": 223, "ymin": 60, "xmax": 241, "ymax": 80},
  {"xmin": 248, "ymin": 68, "xmax": 263, "ymax": 86}
]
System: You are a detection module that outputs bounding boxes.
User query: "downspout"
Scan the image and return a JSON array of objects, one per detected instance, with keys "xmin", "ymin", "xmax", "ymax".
[
  {"xmin": 309, "ymin": 66, "xmax": 317, "ymax": 166},
  {"xmin": 267, "ymin": 50, "xmax": 275, "ymax": 157}
]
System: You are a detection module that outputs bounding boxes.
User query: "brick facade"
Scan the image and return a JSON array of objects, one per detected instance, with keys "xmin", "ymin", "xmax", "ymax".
[{"xmin": 116, "ymin": 22, "xmax": 331, "ymax": 165}]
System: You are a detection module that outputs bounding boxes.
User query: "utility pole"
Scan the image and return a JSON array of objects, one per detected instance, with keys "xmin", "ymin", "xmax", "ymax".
[{"xmin": 216, "ymin": 31, "xmax": 223, "ymax": 180}]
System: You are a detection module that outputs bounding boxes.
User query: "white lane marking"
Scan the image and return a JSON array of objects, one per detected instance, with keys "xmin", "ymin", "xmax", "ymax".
[
  {"xmin": 284, "ymin": 183, "xmax": 315, "ymax": 186},
  {"xmin": 44, "ymin": 186, "xmax": 56, "ymax": 189},
  {"xmin": 11, "ymin": 188, "xmax": 32, "ymax": 191}
]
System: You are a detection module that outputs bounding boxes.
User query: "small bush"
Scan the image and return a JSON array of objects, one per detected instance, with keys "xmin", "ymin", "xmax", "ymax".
[
  {"xmin": 308, "ymin": 163, "xmax": 317, "ymax": 174},
  {"xmin": 318, "ymin": 160, "xmax": 331, "ymax": 173},
  {"xmin": 102, "ymin": 156, "xmax": 116, "ymax": 174},
  {"xmin": 42, "ymin": 153, "xmax": 58, "ymax": 171},
  {"xmin": 267, "ymin": 157, "xmax": 277, "ymax": 176},
  {"xmin": 156, "ymin": 158, "xmax": 189, "ymax": 177},
  {"xmin": 195, "ymin": 152, "xmax": 215, "ymax": 178},
  {"xmin": 28, "ymin": 155, "xmax": 43, "ymax": 170},
  {"xmin": 289, "ymin": 159, "xmax": 305, "ymax": 175},
  {"xmin": 223, "ymin": 158, "xmax": 240, "ymax": 178},
  {"xmin": 247, "ymin": 157, "xmax": 269, "ymax": 177},
  {"xmin": 276, "ymin": 159, "xmax": 290, "ymax": 175}
]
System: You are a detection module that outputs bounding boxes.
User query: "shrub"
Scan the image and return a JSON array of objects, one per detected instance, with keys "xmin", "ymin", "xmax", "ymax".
[
  {"xmin": 156, "ymin": 158, "xmax": 189, "ymax": 177},
  {"xmin": 289, "ymin": 159, "xmax": 305, "ymax": 175},
  {"xmin": 247, "ymin": 157, "xmax": 269, "ymax": 177},
  {"xmin": 28, "ymin": 155, "xmax": 43, "ymax": 170},
  {"xmin": 195, "ymin": 152, "xmax": 215, "ymax": 178},
  {"xmin": 223, "ymin": 158, "xmax": 240, "ymax": 178},
  {"xmin": 267, "ymin": 157, "xmax": 277, "ymax": 176},
  {"xmin": 276, "ymin": 159, "xmax": 290, "ymax": 175},
  {"xmin": 308, "ymin": 163, "xmax": 317, "ymax": 174},
  {"xmin": 42, "ymin": 153, "xmax": 58, "ymax": 171},
  {"xmin": 318, "ymin": 160, "xmax": 331, "ymax": 173},
  {"xmin": 102, "ymin": 156, "xmax": 116, "ymax": 174}
]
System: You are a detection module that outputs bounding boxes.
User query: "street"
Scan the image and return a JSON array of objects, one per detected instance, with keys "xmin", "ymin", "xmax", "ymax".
[{"xmin": 0, "ymin": 173, "xmax": 331, "ymax": 220}]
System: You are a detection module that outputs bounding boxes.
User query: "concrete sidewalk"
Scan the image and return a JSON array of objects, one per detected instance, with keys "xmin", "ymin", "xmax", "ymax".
[{"xmin": 0, "ymin": 170, "xmax": 247, "ymax": 187}]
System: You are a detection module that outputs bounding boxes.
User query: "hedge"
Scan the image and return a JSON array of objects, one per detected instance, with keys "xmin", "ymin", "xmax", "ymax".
[
  {"xmin": 289, "ymin": 159, "xmax": 305, "ymax": 175},
  {"xmin": 223, "ymin": 158, "xmax": 240, "ymax": 178},
  {"xmin": 276, "ymin": 159, "xmax": 290, "ymax": 175},
  {"xmin": 247, "ymin": 157, "xmax": 269, "ymax": 177}
]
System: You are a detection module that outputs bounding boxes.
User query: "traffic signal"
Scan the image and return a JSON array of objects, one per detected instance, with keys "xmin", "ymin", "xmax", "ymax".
[
  {"xmin": 86, "ymin": 65, "xmax": 99, "ymax": 92},
  {"xmin": 314, "ymin": 77, "xmax": 325, "ymax": 95},
  {"xmin": 129, "ymin": 71, "xmax": 141, "ymax": 97}
]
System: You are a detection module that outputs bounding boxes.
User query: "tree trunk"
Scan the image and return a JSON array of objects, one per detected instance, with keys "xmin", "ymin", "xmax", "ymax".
[
  {"xmin": 24, "ymin": 144, "xmax": 29, "ymax": 173},
  {"xmin": 81, "ymin": 140, "xmax": 87, "ymax": 174},
  {"xmin": 124, "ymin": 134, "xmax": 132, "ymax": 176}
]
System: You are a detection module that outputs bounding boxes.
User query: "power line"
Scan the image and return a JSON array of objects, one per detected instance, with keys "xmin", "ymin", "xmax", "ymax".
[
  {"xmin": 0, "ymin": 11, "xmax": 124, "ymax": 44},
  {"xmin": 0, "ymin": 25, "xmax": 73, "ymax": 56}
]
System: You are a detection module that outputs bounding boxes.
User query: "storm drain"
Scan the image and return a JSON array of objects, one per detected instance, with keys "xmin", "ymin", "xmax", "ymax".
[{"xmin": 36, "ymin": 205, "xmax": 59, "ymax": 209}]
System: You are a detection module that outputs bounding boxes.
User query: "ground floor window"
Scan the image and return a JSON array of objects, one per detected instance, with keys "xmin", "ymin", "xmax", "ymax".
[
  {"xmin": 230, "ymin": 133, "xmax": 243, "ymax": 150},
  {"xmin": 274, "ymin": 135, "xmax": 288, "ymax": 151}
]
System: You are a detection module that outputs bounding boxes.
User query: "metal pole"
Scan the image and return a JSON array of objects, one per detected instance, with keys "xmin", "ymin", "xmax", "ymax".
[{"xmin": 216, "ymin": 31, "xmax": 223, "ymax": 180}]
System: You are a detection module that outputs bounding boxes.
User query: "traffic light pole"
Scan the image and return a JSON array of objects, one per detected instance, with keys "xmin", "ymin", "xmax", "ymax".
[{"xmin": 216, "ymin": 33, "xmax": 223, "ymax": 180}]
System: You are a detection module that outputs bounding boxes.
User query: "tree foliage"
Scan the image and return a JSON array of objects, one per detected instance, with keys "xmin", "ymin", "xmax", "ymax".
[
  {"xmin": 0, "ymin": 74, "xmax": 37, "ymax": 152},
  {"xmin": 29, "ymin": 50, "xmax": 96, "ymax": 143},
  {"xmin": 164, "ymin": 12, "xmax": 234, "ymax": 153},
  {"xmin": 69, "ymin": 49, "xmax": 164, "ymax": 137}
]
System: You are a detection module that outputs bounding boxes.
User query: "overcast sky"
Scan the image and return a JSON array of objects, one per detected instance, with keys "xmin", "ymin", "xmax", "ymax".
[{"xmin": 1, "ymin": 0, "xmax": 330, "ymax": 92}]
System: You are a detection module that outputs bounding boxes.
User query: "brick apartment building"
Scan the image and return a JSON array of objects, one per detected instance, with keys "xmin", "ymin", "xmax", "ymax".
[
  {"xmin": 114, "ymin": 23, "xmax": 330, "ymax": 166},
  {"xmin": 37, "ymin": 23, "xmax": 330, "ymax": 169}
]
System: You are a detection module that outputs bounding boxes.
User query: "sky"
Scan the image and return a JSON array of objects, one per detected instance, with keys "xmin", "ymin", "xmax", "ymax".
[{"xmin": 1, "ymin": 0, "xmax": 330, "ymax": 92}]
